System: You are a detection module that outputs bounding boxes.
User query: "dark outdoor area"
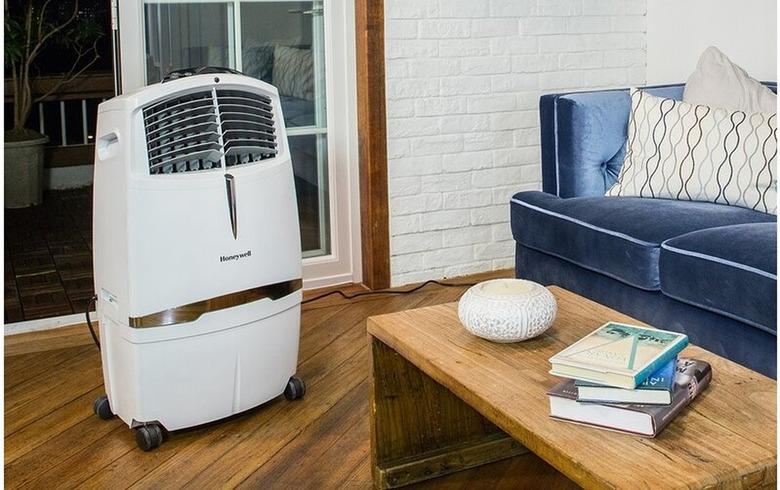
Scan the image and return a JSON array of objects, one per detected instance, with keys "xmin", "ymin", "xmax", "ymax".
[
  {"xmin": 5, "ymin": 187, "xmax": 93, "ymax": 321},
  {"xmin": 5, "ymin": 0, "xmax": 112, "ymax": 322}
]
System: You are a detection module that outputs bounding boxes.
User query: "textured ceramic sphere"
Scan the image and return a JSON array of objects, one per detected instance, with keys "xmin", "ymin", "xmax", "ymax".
[{"xmin": 457, "ymin": 279, "xmax": 557, "ymax": 343}]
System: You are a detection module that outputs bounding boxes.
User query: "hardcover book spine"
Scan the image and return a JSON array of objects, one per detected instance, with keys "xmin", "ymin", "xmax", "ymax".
[
  {"xmin": 631, "ymin": 338, "xmax": 688, "ymax": 387},
  {"xmin": 650, "ymin": 359, "xmax": 712, "ymax": 436}
]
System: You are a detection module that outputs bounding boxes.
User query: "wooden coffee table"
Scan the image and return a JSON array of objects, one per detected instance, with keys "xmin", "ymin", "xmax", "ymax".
[{"xmin": 367, "ymin": 287, "xmax": 776, "ymax": 489}]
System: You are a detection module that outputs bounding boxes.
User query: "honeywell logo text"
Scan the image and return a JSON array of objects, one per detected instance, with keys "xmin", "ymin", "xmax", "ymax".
[{"xmin": 220, "ymin": 250, "xmax": 252, "ymax": 263}]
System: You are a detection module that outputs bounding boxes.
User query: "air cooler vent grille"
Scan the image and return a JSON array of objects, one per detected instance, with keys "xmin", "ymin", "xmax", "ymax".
[
  {"xmin": 143, "ymin": 88, "xmax": 278, "ymax": 175},
  {"xmin": 216, "ymin": 90, "xmax": 278, "ymax": 168}
]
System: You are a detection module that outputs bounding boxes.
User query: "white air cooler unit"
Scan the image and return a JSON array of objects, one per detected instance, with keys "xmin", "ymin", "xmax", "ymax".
[{"xmin": 91, "ymin": 71, "xmax": 305, "ymax": 451}]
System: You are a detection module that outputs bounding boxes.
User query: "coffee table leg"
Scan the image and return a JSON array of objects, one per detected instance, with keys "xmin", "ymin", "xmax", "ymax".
[{"xmin": 369, "ymin": 335, "xmax": 527, "ymax": 489}]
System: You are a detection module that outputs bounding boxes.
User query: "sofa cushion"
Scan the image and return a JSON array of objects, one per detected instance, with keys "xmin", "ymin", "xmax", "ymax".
[
  {"xmin": 660, "ymin": 223, "xmax": 777, "ymax": 333},
  {"xmin": 510, "ymin": 191, "xmax": 776, "ymax": 290}
]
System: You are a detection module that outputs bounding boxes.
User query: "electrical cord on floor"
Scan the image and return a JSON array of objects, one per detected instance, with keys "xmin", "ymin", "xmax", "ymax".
[
  {"xmin": 86, "ymin": 294, "xmax": 100, "ymax": 351},
  {"xmin": 301, "ymin": 279, "xmax": 477, "ymax": 305}
]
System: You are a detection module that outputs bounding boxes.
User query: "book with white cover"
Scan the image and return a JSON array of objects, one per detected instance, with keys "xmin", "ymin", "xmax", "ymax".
[{"xmin": 549, "ymin": 322, "xmax": 688, "ymax": 389}]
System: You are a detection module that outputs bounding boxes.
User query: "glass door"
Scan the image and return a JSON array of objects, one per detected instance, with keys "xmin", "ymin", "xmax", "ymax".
[
  {"xmin": 117, "ymin": 0, "xmax": 360, "ymax": 287},
  {"xmin": 143, "ymin": 0, "xmax": 329, "ymax": 257},
  {"xmin": 239, "ymin": 1, "xmax": 330, "ymax": 258}
]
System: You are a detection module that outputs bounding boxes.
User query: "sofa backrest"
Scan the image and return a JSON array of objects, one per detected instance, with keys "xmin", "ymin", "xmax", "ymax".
[{"xmin": 539, "ymin": 82, "xmax": 778, "ymax": 198}]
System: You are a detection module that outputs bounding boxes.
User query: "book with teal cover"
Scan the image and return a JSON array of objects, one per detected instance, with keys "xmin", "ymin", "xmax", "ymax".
[
  {"xmin": 549, "ymin": 322, "xmax": 688, "ymax": 389},
  {"xmin": 576, "ymin": 357, "xmax": 676, "ymax": 391},
  {"xmin": 575, "ymin": 357, "xmax": 677, "ymax": 404}
]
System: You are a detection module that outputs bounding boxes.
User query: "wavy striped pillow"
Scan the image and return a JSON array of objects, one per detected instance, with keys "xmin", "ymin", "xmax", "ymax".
[{"xmin": 607, "ymin": 89, "xmax": 777, "ymax": 214}]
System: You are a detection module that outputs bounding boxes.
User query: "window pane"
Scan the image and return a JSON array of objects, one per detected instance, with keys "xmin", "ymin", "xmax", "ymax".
[
  {"xmin": 144, "ymin": 3, "xmax": 232, "ymax": 84},
  {"xmin": 290, "ymin": 134, "xmax": 330, "ymax": 255},
  {"xmin": 241, "ymin": 1, "xmax": 330, "ymax": 257},
  {"xmin": 240, "ymin": 1, "xmax": 326, "ymax": 128}
]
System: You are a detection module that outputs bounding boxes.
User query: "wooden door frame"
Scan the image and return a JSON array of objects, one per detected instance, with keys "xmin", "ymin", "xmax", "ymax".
[{"xmin": 355, "ymin": 0, "xmax": 391, "ymax": 290}]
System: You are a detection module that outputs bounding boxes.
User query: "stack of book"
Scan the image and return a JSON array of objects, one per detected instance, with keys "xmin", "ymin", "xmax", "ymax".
[{"xmin": 547, "ymin": 322, "xmax": 712, "ymax": 437}]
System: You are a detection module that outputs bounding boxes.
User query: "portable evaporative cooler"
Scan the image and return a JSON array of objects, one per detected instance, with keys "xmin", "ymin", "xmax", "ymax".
[{"xmin": 91, "ymin": 68, "xmax": 305, "ymax": 451}]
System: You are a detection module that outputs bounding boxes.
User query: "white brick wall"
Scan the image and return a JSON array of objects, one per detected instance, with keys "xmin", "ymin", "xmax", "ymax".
[{"xmin": 385, "ymin": 0, "xmax": 647, "ymax": 286}]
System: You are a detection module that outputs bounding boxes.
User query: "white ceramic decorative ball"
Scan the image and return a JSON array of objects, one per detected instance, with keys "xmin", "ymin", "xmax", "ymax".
[{"xmin": 457, "ymin": 279, "xmax": 557, "ymax": 343}]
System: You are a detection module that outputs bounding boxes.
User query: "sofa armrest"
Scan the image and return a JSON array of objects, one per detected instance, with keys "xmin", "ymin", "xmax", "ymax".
[{"xmin": 540, "ymin": 84, "xmax": 687, "ymax": 198}]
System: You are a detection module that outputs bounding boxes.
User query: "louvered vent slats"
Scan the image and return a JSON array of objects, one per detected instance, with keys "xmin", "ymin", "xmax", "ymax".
[
  {"xmin": 216, "ymin": 89, "xmax": 278, "ymax": 168},
  {"xmin": 143, "ymin": 87, "xmax": 278, "ymax": 175}
]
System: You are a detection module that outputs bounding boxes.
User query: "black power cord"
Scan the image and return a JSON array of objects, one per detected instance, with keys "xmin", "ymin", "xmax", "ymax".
[
  {"xmin": 86, "ymin": 294, "xmax": 100, "ymax": 351},
  {"xmin": 301, "ymin": 279, "xmax": 476, "ymax": 305}
]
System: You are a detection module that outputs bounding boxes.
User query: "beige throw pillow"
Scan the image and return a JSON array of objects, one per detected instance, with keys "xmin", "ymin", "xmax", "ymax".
[{"xmin": 683, "ymin": 46, "xmax": 776, "ymax": 114}]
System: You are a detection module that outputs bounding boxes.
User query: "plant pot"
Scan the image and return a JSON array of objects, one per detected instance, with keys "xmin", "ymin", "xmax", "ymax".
[{"xmin": 4, "ymin": 134, "xmax": 48, "ymax": 208}]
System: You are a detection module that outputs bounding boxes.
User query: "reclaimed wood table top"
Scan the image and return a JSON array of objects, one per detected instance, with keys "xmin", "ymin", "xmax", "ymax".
[{"xmin": 367, "ymin": 286, "xmax": 777, "ymax": 489}]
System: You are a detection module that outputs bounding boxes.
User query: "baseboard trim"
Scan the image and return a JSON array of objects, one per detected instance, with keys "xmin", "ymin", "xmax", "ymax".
[{"xmin": 5, "ymin": 311, "xmax": 95, "ymax": 336}]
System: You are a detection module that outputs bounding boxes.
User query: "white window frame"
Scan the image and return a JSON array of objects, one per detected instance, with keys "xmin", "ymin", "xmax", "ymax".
[{"xmin": 116, "ymin": 0, "xmax": 361, "ymax": 289}]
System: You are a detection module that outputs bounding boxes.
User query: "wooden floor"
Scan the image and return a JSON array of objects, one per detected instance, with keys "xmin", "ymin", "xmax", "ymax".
[{"xmin": 4, "ymin": 271, "xmax": 577, "ymax": 489}]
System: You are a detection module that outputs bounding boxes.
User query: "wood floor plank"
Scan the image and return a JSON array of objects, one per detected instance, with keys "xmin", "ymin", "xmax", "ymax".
[
  {"xmin": 6, "ymin": 420, "xmax": 131, "ymax": 490},
  {"xmin": 5, "ymin": 350, "xmax": 102, "ymax": 435},
  {"xmin": 5, "ymin": 385, "xmax": 104, "ymax": 464},
  {"xmin": 5, "ymin": 346, "xmax": 95, "ymax": 406},
  {"xmin": 4, "ymin": 349, "xmax": 62, "ymax": 383},
  {"xmin": 79, "ymin": 424, "xmax": 211, "ymax": 490},
  {"xmin": 299, "ymin": 302, "xmax": 347, "ymax": 334},
  {"xmin": 3, "ymin": 270, "xmax": 565, "ymax": 489},
  {"xmin": 342, "ymin": 457, "xmax": 373, "ymax": 489},
  {"xmin": 236, "ymin": 380, "xmax": 370, "ymax": 489},
  {"xmin": 4, "ymin": 345, "xmax": 92, "ymax": 389},
  {"xmin": 5, "ymin": 322, "xmax": 100, "ymax": 356}
]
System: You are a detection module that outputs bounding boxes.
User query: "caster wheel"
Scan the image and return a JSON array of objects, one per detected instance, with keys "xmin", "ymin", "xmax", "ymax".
[
  {"xmin": 284, "ymin": 376, "xmax": 306, "ymax": 401},
  {"xmin": 93, "ymin": 395, "xmax": 113, "ymax": 420},
  {"xmin": 135, "ymin": 424, "xmax": 164, "ymax": 451}
]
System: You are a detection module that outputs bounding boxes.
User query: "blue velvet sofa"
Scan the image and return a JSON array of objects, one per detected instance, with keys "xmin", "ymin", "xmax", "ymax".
[{"xmin": 510, "ymin": 83, "xmax": 778, "ymax": 378}]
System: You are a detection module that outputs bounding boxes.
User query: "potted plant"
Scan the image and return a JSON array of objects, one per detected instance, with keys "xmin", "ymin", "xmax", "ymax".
[{"xmin": 4, "ymin": 0, "xmax": 102, "ymax": 208}]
